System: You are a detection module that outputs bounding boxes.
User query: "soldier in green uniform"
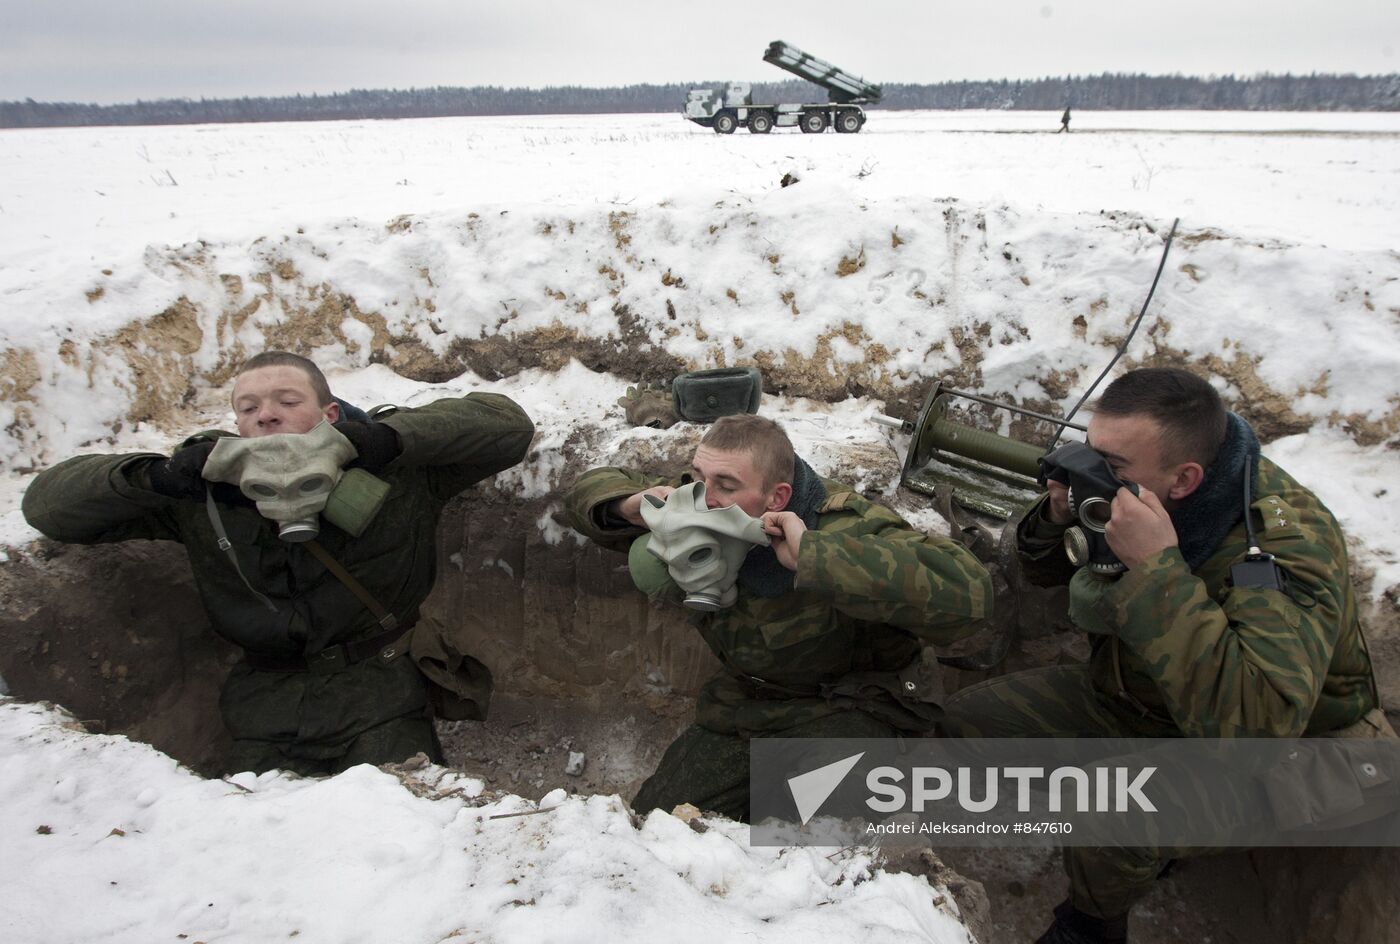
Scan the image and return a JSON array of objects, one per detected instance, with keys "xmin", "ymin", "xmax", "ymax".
[
  {"xmin": 564, "ymin": 413, "xmax": 992, "ymax": 822},
  {"xmin": 941, "ymin": 367, "xmax": 1380, "ymax": 944},
  {"xmin": 22, "ymin": 351, "xmax": 535, "ymax": 776}
]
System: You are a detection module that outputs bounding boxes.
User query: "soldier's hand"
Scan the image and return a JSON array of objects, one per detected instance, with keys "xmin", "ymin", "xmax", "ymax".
[
  {"xmin": 1104, "ymin": 486, "xmax": 1178, "ymax": 569},
  {"xmin": 334, "ymin": 420, "xmax": 402, "ymax": 473},
  {"xmin": 615, "ymin": 486, "xmax": 675, "ymax": 527},
  {"xmin": 761, "ymin": 511, "xmax": 806, "ymax": 571},
  {"xmin": 147, "ymin": 441, "xmax": 217, "ymax": 501},
  {"xmin": 1044, "ymin": 480, "xmax": 1073, "ymax": 525}
]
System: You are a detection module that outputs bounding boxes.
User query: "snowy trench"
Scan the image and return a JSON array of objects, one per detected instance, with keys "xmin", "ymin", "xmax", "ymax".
[{"xmin": 2, "ymin": 111, "xmax": 1400, "ymax": 942}]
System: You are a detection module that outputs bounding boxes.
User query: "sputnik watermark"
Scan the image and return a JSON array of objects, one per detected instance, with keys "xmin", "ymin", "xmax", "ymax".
[
  {"xmin": 866, "ymin": 764, "xmax": 1156, "ymax": 814},
  {"xmin": 753, "ymin": 737, "xmax": 1400, "ymax": 848},
  {"xmin": 787, "ymin": 752, "xmax": 864, "ymax": 825},
  {"xmin": 786, "ymin": 757, "xmax": 1155, "ymax": 826}
]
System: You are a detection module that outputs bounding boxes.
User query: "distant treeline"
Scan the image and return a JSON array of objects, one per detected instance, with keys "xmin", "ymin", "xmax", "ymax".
[{"xmin": 4, "ymin": 73, "xmax": 1398, "ymax": 128}]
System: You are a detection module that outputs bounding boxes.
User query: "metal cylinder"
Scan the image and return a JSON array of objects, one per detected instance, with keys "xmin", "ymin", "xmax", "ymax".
[{"xmin": 925, "ymin": 418, "xmax": 1045, "ymax": 479}]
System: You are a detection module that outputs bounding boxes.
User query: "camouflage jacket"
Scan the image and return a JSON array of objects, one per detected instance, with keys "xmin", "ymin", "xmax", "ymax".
[
  {"xmin": 1018, "ymin": 456, "xmax": 1377, "ymax": 737},
  {"xmin": 564, "ymin": 467, "xmax": 992, "ymax": 735},
  {"xmin": 22, "ymin": 393, "xmax": 534, "ymax": 747}
]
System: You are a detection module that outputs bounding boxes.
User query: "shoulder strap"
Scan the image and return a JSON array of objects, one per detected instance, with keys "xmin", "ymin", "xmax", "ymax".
[
  {"xmin": 817, "ymin": 489, "xmax": 856, "ymax": 514},
  {"xmin": 304, "ymin": 540, "xmax": 399, "ymax": 632},
  {"xmin": 204, "ymin": 489, "xmax": 279, "ymax": 613}
]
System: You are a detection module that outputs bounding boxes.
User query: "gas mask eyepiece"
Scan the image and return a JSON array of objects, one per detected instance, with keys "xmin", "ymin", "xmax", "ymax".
[
  {"xmin": 1073, "ymin": 494, "xmax": 1114, "ymax": 533},
  {"xmin": 238, "ymin": 472, "xmax": 339, "ymax": 541}
]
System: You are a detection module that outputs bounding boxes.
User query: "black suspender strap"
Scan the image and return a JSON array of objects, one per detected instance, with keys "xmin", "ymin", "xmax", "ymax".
[
  {"xmin": 204, "ymin": 488, "xmax": 279, "ymax": 613},
  {"xmin": 303, "ymin": 539, "xmax": 399, "ymax": 633}
]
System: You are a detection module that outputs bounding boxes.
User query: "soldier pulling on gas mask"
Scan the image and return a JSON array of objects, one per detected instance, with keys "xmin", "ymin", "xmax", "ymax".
[
  {"xmin": 941, "ymin": 367, "xmax": 1385, "ymax": 944},
  {"xmin": 563, "ymin": 412, "xmax": 993, "ymax": 824},
  {"xmin": 23, "ymin": 350, "xmax": 535, "ymax": 777},
  {"xmin": 627, "ymin": 480, "xmax": 772, "ymax": 611},
  {"xmin": 148, "ymin": 408, "xmax": 401, "ymax": 536}
]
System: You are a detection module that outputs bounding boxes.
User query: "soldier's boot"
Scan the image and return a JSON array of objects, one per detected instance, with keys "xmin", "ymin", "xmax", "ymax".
[{"xmin": 1035, "ymin": 900, "xmax": 1128, "ymax": 944}]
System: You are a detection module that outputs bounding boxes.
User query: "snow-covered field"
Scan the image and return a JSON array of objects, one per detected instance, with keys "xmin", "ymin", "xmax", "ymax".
[
  {"xmin": 3, "ymin": 109, "xmax": 1399, "ymax": 578},
  {"xmin": 3, "ymin": 109, "xmax": 1400, "ymax": 942}
]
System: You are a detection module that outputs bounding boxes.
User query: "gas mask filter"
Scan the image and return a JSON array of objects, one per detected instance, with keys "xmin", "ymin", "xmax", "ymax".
[
  {"xmin": 632, "ymin": 481, "xmax": 771, "ymax": 611},
  {"xmin": 202, "ymin": 421, "xmax": 390, "ymax": 541},
  {"xmin": 1037, "ymin": 441, "xmax": 1140, "ymax": 575}
]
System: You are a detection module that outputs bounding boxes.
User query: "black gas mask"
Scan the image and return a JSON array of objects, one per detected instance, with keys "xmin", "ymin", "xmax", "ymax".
[{"xmin": 1037, "ymin": 442, "xmax": 1140, "ymax": 575}]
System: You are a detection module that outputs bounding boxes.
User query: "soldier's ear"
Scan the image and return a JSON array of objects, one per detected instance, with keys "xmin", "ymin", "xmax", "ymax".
[
  {"xmin": 1168, "ymin": 462, "xmax": 1205, "ymax": 501},
  {"xmin": 767, "ymin": 482, "xmax": 792, "ymax": 512},
  {"xmin": 323, "ymin": 400, "xmax": 341, "ymax": 424}
]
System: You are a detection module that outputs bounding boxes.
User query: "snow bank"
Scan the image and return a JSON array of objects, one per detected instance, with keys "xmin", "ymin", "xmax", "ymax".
[{"xmin": 0, "ymin": 700, "xmax": 971, "ymax": 944}]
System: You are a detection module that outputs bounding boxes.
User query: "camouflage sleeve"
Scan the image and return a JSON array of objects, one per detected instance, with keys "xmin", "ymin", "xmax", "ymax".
[
  {"xmin": 1015, "ymin": 494, "xmax": 1077, "ymax": 587},
  {"xmin": 792, "ymin": 502, "xmax": 992, "ymax": 645},
  {"xmin": 379, "ymin": 392, "xmax": 535, "ymax": 500},
  {"xmin": 1098, "ymin": 545, "xmax": 1342, "ymax": 737},
  {"xmin": 561, "ymin": 466, "xmax": 672, "ymax": 553},
  {"xmin": 21, "ymin": 452, "xmax": 181, "ymax": 544}
]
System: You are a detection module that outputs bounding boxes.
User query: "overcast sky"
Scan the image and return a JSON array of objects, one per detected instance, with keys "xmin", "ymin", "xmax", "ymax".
[{"xmin": 2, "ymin": 1, "xmax": 1396, "ymax": 105}]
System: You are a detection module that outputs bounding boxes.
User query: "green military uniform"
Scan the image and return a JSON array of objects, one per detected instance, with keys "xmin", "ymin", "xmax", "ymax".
[
  {"xmin": 22, "ymin": 393, "xmax": 534, "ymax": 776},
  {"xmin": 943, "ymin": 454, "xmax": 1379, "ymax": 918},
  {"xmin": 564, "ymin": 465, "xmax": 992, "ymax": 821}
]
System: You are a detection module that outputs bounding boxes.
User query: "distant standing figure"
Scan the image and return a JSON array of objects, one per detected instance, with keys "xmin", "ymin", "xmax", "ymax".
[{"xmin": 1057, "ymin": 106, "xmax": 1071, "ymax": 133}]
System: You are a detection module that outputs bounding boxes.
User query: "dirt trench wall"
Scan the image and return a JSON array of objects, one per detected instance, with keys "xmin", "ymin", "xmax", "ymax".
[
  {"xmin": 1252, "ymin": 847, "xmax": 1400, "ymax": 944},
  {"xmin": 0, "ymin": 489, "xmax": 719, "ymax": 774},
  {"xmin": 5, "ymin": 458, "xmax": 1400, "ymax": 773},
  {"xmin": 421, "ymin": 492, "xmax": 719, "ymax": 699},
  {"xmin": 0, "ymin": 541, "xmax": 236, "ymax": 772}
]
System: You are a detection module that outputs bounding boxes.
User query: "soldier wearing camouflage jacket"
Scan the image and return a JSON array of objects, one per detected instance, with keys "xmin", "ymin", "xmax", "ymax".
[
  {"xmin": 23, "ymin": 352, "xmax": 534, "ymax": 776},
  {"xmin": 564, "ymin": 414, "xmax": 992, "ymax": 822},
  {"xmin": 942, "ymin": 367, "xmax": 1380, "ymax": 944}
]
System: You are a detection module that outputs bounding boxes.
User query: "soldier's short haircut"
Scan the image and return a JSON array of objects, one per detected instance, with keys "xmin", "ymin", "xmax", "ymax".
[
  {"xmin": 1095, "ymin": 367, "xmax": 1228, "ymax": 467},
  {"xmin": 699, "ymin": 414, "xmax": 796, "ymax": 488},
  {"xmin": 236, "ymin": 351, "xmax": 334, "ymax": 407}
]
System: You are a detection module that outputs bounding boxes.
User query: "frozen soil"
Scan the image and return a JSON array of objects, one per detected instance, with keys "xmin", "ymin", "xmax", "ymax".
[
  {"xmin": 437, "ymin": 691, "xmax": 694, "ymax": 805},
  {"xmin": 936, "ymin": 844, "xmax": 1277, "ymax": 944}
]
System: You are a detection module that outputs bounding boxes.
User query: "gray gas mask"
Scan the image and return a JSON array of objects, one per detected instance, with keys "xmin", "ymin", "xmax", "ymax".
[
  {"xmin": 202, "ymin": 421, "xmax": 389, "ymax": 542},
  {"xmin": 632, "ymin": 481, "xmax": 770, "ymax": 611}
]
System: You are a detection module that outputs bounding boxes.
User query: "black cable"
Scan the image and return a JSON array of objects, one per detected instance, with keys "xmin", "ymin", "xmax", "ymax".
[
  {"xmin": 1047, "ymin": 217, "xmax": 1180, "ymax": 450},
  {"xmin": 1231, "ymin": 452, "xmax": 1312, "ymax": 605},
  {"xmin": 1243, "ymin": 454, "xmax": 1262, "ymax": 553}
]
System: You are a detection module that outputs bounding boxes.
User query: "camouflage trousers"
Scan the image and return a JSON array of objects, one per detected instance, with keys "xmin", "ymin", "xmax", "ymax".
[
  {"xmin": 943, "ymin": 664, "xmax": 1200, "ymax": 920},
  {"xmin": 633, "ymin": 709, "xmax": 899, "ymax": 823}
]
